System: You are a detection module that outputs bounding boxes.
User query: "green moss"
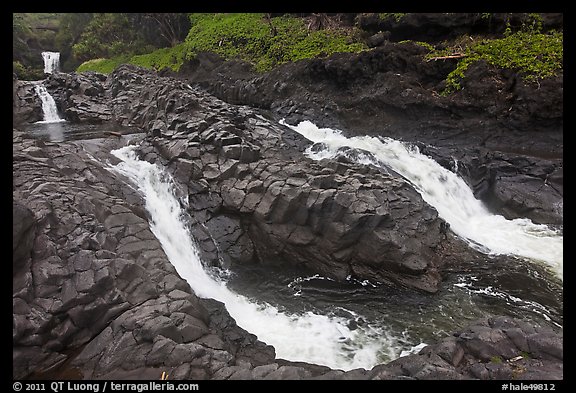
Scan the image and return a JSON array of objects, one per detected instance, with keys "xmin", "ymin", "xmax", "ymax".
[
  {"xmin": 288, "ymin": 30, "xmax": 365, "ymax": 62},
  {"xmin": 78, "ymin": 14, "xmax": 368, "ymax": 74},
  {"xmin": 76, "ymin": 56, "xmax": 130, "ymax": 74},
  {"xmin": 399, "ymin": 40, "xmax": 435, "ymax": 52},
  {"xmin": 13, "ymin": 61, "xmax": 44, "ymax": 81},
  {"xmin": 490, "ymin": 355, "xmax": 503, "ymax": 364},
  {"xmin": 433, "ymin": 29, "xmax": 563, "ymax": 94},
  {"xmin": 76, "ymin": 43, "xmax": 187, "ymax": 74},
  {"xmin": 129, "ymin": 43, "xmax": 187, "ymax": 72},
  {"xmin": 379, "ymin": 13, "xmax": 407, "ymax": 22},
  {"xmin": 184, "ymin": 13, "xmax": 367, "ymax": 72}
]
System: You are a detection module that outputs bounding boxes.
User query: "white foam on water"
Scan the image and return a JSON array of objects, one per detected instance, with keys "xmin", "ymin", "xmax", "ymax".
[
  {"xmin": 281, "ymin": 120, "xmax": 563, "ymax": 280},
  {"xmin": 33, "ymin": 83, "xmax": 65, "ymax": 124},
  {"xmin": 108, "ymin": 145, "xmax": 404, "ymax": 371}
]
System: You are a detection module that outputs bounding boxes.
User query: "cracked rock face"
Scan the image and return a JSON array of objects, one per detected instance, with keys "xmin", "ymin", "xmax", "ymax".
[
  {"xmin": 97, "ymin": 65, "xmax": 448, "ymax": 293},
  {"xmin": 178, "ymin": 45, "xmax": 563, "ymax": 228},
  {"xmin": 12, "ymin": 132, "xmax": 275, "ymax": 379},
  {"xmin": 13, "ymin": 64, "xmax": 562, "ymax": 380}
]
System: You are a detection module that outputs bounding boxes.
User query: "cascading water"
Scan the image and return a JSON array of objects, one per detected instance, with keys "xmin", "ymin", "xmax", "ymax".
[
  {"xmin": 42, "ymin": 51, "xmax": 60, "ymax": 74},
  {"xmin": 34, "ymin": 83, "xmax": 65, "ymax": 124},
  {"xmin": 108, "ymin": 145, "xmax": 405, "ymax": 371},
  {"xmin": 31, "ymin": 52, "xmax": 66, "ymax": 142},
  {"xmin": 280, "ymin": 120, "xmax": 563, "ymax": 281}
]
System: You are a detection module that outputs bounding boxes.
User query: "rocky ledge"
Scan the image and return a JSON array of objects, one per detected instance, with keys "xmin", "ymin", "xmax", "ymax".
[
  {"xmin": 12, "ymin": 39, "xmax": 563, "ymax": 379},
  {"xmin": 13, "ymin": 128, "xmax": 562, "ymax": 379},
  {"xmin": 176, "ymin": 41, "xmax": 563, "ymax": 227}
]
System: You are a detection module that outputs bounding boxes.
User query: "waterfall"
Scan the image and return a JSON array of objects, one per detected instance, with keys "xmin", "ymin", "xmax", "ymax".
[
  {"xmin": 281, "ymin": 120, "xmax": 563, "ymax": 281},
  {"xmin": 108, "ymin": 145, "xmax": 404, "ymax": 371},
  {"xmin": 34, "ymin": 83, "xmax": 65, "ymax": 123},
  {"xmin": 42, "ymin": 51, "xmax": 60, "ymax": 74}
]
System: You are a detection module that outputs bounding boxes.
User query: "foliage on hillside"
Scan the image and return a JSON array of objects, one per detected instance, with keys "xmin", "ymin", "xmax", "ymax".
[
  {"xmin": 13, "ymin": 13, "xmax": 191, "ymax": 77},
  {"xmin": 13, "ymin": 12, "xmax": 563, "ymax": 90},
  {"xmin": 13, "ymin": 13, "xmax": 62, "ymax": 79},
  {"xmin": 71, "ymin": 14, "xmax": 144, "ymax": 62},
  {"xmin": 76, "ymin": 44, "xmax": 187, "ymax": 73},
  {"xmin": 183, "ymin": 13, "xmax": 366, "ymax": 72},
  {"xmin": 423, "ymin": 19, "xmax": 563, "ymax": 94},
  {"xmin": 76, "ymin": 13, "xmax": 367, "ymax": 74}
]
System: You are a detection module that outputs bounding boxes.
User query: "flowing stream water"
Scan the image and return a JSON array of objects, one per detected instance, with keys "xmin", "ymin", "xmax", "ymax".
[
  {"xmin": 28, "ymin": 81, "xmax": 67, "ymax": 142},
  {"xmin": 28, "ymin": 53, "xmax": 129, "ymax": 142},
  {"xmin": 281, "ymin": 120, "xmax": 563, "ymax": 281},
  {"xmin": 26, "ymin": 61, "xmax": 561, "ymax": 368},
  {"xmin": 26, "ymin": 48, "xmax": 563, "ymax": 370},
  {"xmin": 32, "ymin": 52, "xmax": 66, "ymax": 129},
  {"xmin": 36, "ymin": 50, "xmax": 563, "ymax": 370},
  {"xmin": 108, "ymin": 146, "xmax": 400, "ymax": 370},
  {"xmin": 33, "ymin": 83, "xmax": 65, "ymax": 124},
  {"xmin": 106, "ymin": 116, "xmax": 563, "ymax": 370}
]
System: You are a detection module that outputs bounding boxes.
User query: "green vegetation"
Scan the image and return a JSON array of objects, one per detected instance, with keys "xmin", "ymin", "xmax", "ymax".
[
  {"xmin": 76, "ymin": 56, "xmax": 130, "ymax": 74},
  {"xmin": 399, "ymin": 40, "xmax": 435, "ymax": 51},
  {"xmin": 54, "ymin": 13, "xmax": 94, "ymax": 71},
  {"xmin": 182, "ymin": 13, "xmax": 365, "ymax": 72},
  {"xmin": 13, "ymin": 60, "xmax": 44, "ymax": 80},
  {"xmin": 77, "ymin": 13, "xmax": 367, "ymax": 74},
  {"xmin": 490, "ymin": 355, "xmax": 503, "ymax": 364},
  {"xmin": 70, "ymin": 13, "xmax": 189, "ymax": 64},
  {"xmin": 13, "ymin": 13, "xmax": 63, "ymax": 79},
  {"xmin": 379, "ymin": 13, "xmax": 407, "ymax": 22},
  {"xmin": 130, "ymin": 44, "xmax": 188, "ymax": 72},
  {"xmin": 71, "ymin": 14, "xmax": 147, "ymax": 62},
  {"xmin": 14, "ymin": 12, "xmax": 562, "ymax": 89},
  {"xmin": 77, "ymin": 43, "xmax": 188, "ymax": 73},
  {"xmin": 13, "ymin": 13, "xmax": 191, "ymax": 77},
  {"xmin": 425, "ymin": 17, "xmax": 563, "ymax": 94}
]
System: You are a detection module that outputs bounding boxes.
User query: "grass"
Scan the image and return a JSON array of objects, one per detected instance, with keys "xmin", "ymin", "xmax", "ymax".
[
  {"xmin": 76, "ymin": 57, "xmax": 130, "ymax": 74},
  {"xmin": 75, "ymin": 12, "xmax": 562, "ymax": 94},
  {"xmin": 426, "ymin": 29, "xmax": 563, "ymax": 94},
  {"xmin": 76, "ymin": 13, "xmax": 367, "ymax": 74}
]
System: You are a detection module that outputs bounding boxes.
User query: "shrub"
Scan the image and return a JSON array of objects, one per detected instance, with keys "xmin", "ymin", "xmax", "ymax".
[
  {"xmin": 184, "ymin": 13, "xmax": 367, "ymax": 72},
  {"xmin": 429, "ymin": 29, "xmax": 563, "ymax": 94}
]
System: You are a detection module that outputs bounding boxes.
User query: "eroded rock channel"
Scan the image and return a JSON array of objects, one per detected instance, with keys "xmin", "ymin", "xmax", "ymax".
[{"xmin": 13, "ymin": 63, "xmax": 562, "ymax": 380}]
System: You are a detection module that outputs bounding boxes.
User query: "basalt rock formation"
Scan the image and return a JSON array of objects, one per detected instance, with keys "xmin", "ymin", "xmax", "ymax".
[
  {"xmin": 21, "ymin": 65, "xmax": 447, "ymax": 293},
  {"xmin": 13, "ymin": 74, "xmax": 42, "ymax": 124},
  {"xmin": 13, "ymin": 46, "xmax": 562, "ymax": 378},
  {"xmin": 13, "ymin": 131, "xmax": 275, "ymax": 379},
  {"xmin": 176, "ymin": 41, "xmax": 563, "ymax": 227},
  {"xmin": 12, "ymin": 130, "xmax": 563, "ymax": 380}
]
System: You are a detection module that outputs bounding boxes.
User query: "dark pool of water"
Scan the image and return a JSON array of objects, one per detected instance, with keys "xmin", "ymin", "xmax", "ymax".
[
  {"xmin": 20, "ymin": 121, "xmax": 563, "ymax": 362},
  {"xmin": 221, "ymin": 254, "xmax": 562, "ymax": 356}
]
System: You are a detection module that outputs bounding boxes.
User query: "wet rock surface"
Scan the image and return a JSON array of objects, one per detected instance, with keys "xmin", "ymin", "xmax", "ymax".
[
  {"xmin": 177, "ymin": 42, "xmax": 562, "ymax": 227},
  {"xmin": 13, "ymin": 63, "xmax": 563, "ymax": 380},
  {"xmin": 13, "ymin": 75, "xmax": 43, "ymax": 124},
  {"xmin": 95, "ymin": 65, "xmax": 448, "ymax": 293},
  {"xmin": 12, "ymin": 131, "xmax": 276, "ymax": 379},
  {"xmin": 12, "ymin": 130, "xmax": 563, "ymax": 380},
  {"xmin": 14, "ymin": 13, "xmax": 562, "ymax": 378}
]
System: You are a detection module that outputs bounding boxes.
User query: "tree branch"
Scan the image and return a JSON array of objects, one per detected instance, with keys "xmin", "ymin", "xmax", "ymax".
[{"xmin": 426, "ymin": 53, "xmax": 467, "ymax": 62}]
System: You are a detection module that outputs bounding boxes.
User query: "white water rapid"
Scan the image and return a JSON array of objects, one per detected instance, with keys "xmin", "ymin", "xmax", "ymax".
[
  {"xmin": 109, "ymin": 145, "xmax": 403, "ymax": 371},
  {"xmin": 281, "ymin": 120, "xmax": 563, "ymax": 281},
  {"xmin": 42, "ymin": 51, "xmax": 60, "ymax": 74},
  {"xmin": 34, "ymin": 83, "xmax": 65, "ymax": 124}
]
